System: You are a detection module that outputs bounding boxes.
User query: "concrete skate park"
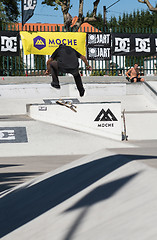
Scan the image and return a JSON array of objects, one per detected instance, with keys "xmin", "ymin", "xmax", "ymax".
[{"xmin": 0, "ymin": 75, "xmax": 157, "ymax": 240}]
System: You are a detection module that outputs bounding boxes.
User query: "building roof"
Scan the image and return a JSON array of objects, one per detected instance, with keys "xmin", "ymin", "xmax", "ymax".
[{"xmin": 9, "ymin": 16, "xmax": 100, "ymax": 32}]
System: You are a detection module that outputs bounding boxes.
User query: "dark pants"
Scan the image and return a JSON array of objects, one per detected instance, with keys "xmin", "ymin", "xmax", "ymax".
[
  {"xmin": 50, "ymin": 61, "xmax": 84, "ymax": 96},
  {"xmin": 131, "ymin": 77, "xmax": 141, "ymax": 82}
]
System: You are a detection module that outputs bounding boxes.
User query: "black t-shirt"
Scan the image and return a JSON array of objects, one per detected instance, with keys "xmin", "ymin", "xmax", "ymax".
[{"xmin": 51, "ymin": 44, "xmax": 81, "ymax": 73}]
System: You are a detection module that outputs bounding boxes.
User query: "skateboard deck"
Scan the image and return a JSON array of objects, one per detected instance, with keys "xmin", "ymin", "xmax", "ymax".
[
  {"xmin": 122, "ymin": 109, "xmax": 128, "ymax": 141},
  {"xmin": 56, "ymin": 99, "xmax": 77, "ymax": 112}
]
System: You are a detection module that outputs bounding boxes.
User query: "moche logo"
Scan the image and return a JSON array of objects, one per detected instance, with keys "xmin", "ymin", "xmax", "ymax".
[
  {"xmin": 33, "ymin": 36, "xmax": 46, "ymax": 50},
  {"xmin": 94, "ymin": 109, "xmax": 118, "ymax": 122}
]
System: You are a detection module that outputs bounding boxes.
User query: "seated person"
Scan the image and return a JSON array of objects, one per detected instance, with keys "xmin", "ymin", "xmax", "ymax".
[{"xmin": 126, "ymin": 63, "xmax": 144, "ymax": 82}]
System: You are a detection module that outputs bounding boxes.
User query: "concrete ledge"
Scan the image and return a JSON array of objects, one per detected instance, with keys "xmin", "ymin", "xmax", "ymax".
[
  {"xmin": 0, "ymin": 84, "xmax": 69, "ymax": 99},
  {"xmin": 0, "ymin": 76, "xmax": 127, "ymax": 85},
  {"xmin": 0, "ymin": 75, "xmax": 156, "ymax": 86},
  {"xmin": 0, "ymin": 82, "xmax": 126, "ymax": 99},
  {"xmin": 125, "ymin": 111, "xmax": 157, "ymax": 140},
  {"xmin": 0, "ymin": 80, "xmax": 156, "ymax": 100},
  {"xmin": 27, "ymin": 101, "xmax": 122, "ymax": 140},
  {"xmin": 143, "ymin": 81, "xmax": 157, "ymax": 104}
]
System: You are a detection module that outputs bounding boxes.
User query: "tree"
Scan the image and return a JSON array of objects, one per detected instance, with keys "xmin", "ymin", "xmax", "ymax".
[
  {"xmin": 42, "ymin": 0, "xmax": 101, "ymax": 31},
  {"xmin": 0, "ymin": 1, "xmax": 22, "ymax": 76},
  {"xmin": 0, "ymin": 0, "xmax": 20, "ymax": 29},
  {"xmin": 138, "ymin": 0, "xmax": 157, "ymax": 12},
  {"xmin": 0, "ymin": 0, "xmax": 20, "ymax": 23},
  {"xmin": 0, "ymin": 3, "xmax": 9, "ymax": 24},
  {"xmin": 86, "ymin": 11, "xmax": 104, "ymax": 30},
  {"xmin": 107, "ymin": 8, "xmax": 157, "ymax": 31}
]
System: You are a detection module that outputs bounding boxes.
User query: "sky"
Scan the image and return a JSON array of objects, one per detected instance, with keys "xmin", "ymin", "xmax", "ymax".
[{"xmin": 18, "ymin": 0, "xmax": 157, "ymax": 24}]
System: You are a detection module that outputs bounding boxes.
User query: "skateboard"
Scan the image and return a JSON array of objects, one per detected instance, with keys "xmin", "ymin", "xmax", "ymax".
[
  {"xmin": 122, "ymin": 109, "xmax": 128, "ymax": 141},
  {"xmin": 56, "ymin": 99, "xmax": 77, "ymax": 112}
]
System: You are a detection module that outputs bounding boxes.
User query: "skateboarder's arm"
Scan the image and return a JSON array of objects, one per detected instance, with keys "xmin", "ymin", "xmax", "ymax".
[
  {"xmin": 45, "ymin": 57, "xmax": 53, "ymax": 75},
  {"xmin": 126, "ymin": 68, "xmax": 132, "ymax": 78},
  {"xmin": 80, "ymin": 55, "xmax": 92, "ymax": 71}
]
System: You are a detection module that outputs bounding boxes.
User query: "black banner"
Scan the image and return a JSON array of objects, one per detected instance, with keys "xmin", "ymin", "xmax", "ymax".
[
  {"xmin": 0, "ymin": 31, "xmax": 20, "ymax": 56},
  {"xmin": 112, "ymin": 33, "xmax": 157, "ymax": 56},
  {"xmin": 22, "ymin": 0, "xmax": 37, "ymax": 26},
  {"xmin": 86, "ymin": 33, "xmax": 111, "ymax": 60}
]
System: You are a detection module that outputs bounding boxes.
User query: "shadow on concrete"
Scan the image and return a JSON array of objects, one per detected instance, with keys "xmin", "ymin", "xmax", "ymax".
[
  {"xmin": 0, "ymin": 171, "xmax": 42, "ymax": 193},
  {"xmin": 0, "ymin": 164, "xmax": 22, "ymax": 169},
  {"xmin": 65, "ymin": 173, "xmax": 138, "ymax": 211},
  {"xmin": 0, "ymin": 153, "xmax": 156, "ymax": 238},
  {"xmin": 63, "ymin": 173, "xmax": 139, "ymax": 240}
]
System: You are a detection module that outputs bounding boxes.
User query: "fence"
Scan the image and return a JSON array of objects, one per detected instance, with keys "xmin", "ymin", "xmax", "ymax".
[{"xmin": 0, "ymin": 23, "xmax": 157, "ymax": 77}]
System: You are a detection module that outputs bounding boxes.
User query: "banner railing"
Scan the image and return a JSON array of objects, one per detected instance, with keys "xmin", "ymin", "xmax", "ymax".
[{"xmin": 0, "ymin": 24, "xmax": 157, "ymax": 76}]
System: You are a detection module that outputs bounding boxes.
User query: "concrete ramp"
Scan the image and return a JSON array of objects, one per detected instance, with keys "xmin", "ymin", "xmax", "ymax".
[
  {"xmin": 27, "ymin": 100, "xmax": 122, "ymax": 140},
  {"xmin": 1, "ymin": 148, "xmax": 157, "ymax": 240},
  {"xmin": 1, "ymin": 81, "xmax": 157, "ymax": 141}
]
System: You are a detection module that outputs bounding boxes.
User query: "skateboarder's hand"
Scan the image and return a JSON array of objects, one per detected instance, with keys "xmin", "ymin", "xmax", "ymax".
[
  {"xmin": 86, "ymin": 65, "xmax": 92, "ymax": 71},
  {"xmin": 45, "ymin": 70, "xmax": 49, "ymax": 75}
]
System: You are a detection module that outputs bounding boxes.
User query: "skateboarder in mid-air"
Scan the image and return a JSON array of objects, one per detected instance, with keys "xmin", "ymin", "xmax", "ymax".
[{"xmin": 46, "ymin": 44, "xmax": 92, "ymax": 97}]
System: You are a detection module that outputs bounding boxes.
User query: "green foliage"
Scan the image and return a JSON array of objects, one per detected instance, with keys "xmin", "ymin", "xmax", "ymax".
[
  {"xmin": 87, "ymin": 8, "xmax": 157, "ymax": 33},
  {"xmin": 107, "ymin": 9, "xmax": 157, "ymax": 32},
  {"xmin": 0, "ymin": 0, "xmax": 20, "ymax": 22},
  {"xmin": 0, "ymin": 0, "xmax": 20, "ymax": 29},
  {"xmin": 109, "ymin": 70, "xmax": 116, "ymax": 76},
  {"xmin": 42, "ymin": 0, "xmax": 72, "ymax": 10},
  {"xmin": 41, "ymin": 0, "xmax": 56, "ymax": 7},
  {"xmin": 86, "ymin": 11, "xmax": 104, "ymax": 30},
  {"xmin": 90, "ymin": 70, "xmax": 106, "ymax": 76}
]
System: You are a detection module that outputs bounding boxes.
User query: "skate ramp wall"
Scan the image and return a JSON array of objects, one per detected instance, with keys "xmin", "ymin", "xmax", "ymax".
[
  {"xmin": 27, "ymin": 101, "xmax": 122, "ymax": 140},
  {"xmin": 0, "ymin": 82, "xmax": 154, "ymax": 99},
  {"xmin": 0, "ymin": 83, "xmax": 126, "ymax": 99}
]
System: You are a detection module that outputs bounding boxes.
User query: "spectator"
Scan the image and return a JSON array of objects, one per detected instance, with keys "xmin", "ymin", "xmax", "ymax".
[{"xmin": 126, "ymin": 63, "xmax": 144, "ymax": 82}]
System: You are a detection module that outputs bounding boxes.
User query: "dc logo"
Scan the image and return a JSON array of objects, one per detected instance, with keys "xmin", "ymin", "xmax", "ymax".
[
  {"xmin": 0, "ymin": 127, "xmax": 28, "ymax": 143},
  {"xmin": 115, "ymin": 37, "xmax": 130, "ymax": 52},
  {"xmin": 24, "ymin": 0, "xmax": 37, "ymax": 10},
  {"xmin": 1, "ymin": 36, "xmax": 17, "ymax": 52},
  {"xmin": 135, "ymin": 38, "xmax": 150, "ymax": 52},
  {"xmin": 0, "ymin": 130, "xmax": 15, "ymax": 140}
]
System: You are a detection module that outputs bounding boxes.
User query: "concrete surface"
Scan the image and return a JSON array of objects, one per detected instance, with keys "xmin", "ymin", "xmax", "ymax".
[
  {"xmin": 147, "ymin": 80, "xmax": 157, "ymax": 92},
  {"xmin": 1, "ymin": 148, "xmax": 157, "ymax": 240},
  {"xmin": 0, "ymin": 76, "xmax": 157, "ymax": 240},
  {"xmin": 0, "ymin": 75, "xmax": 128, "ymax": 85},
  {"xmin": 0, "ymin": 75, "xmax": 157, "ymax": 85}
]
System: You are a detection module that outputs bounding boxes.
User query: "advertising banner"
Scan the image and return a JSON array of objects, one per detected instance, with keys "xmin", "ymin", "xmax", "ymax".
[
  {"xmin": 112, "ymin": 33, "xmax": 157, "ymax": 56},
  {"xmin": 22, "ymin": 0, "xmax": 37, "ymax": 26},
  {"xmin": 86, "ymin": 33, "xmax": 111, "ymax": 60},
  {"xmin": 20, "ymin": 31, "xmax": 86, "ymax": 55},
  {"xmin": 0, "ymin": 31, "xmax": 20, "ymax": 56}
]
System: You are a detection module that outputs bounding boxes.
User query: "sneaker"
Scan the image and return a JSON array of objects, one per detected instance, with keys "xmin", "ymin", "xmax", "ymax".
[
  {"xmin": 80, "ymin": 89, "xmax": 85, "ymax": 97},
  {"xmin": 51, "ymin": 82, "xmax": 61, "ymax": 89}
]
